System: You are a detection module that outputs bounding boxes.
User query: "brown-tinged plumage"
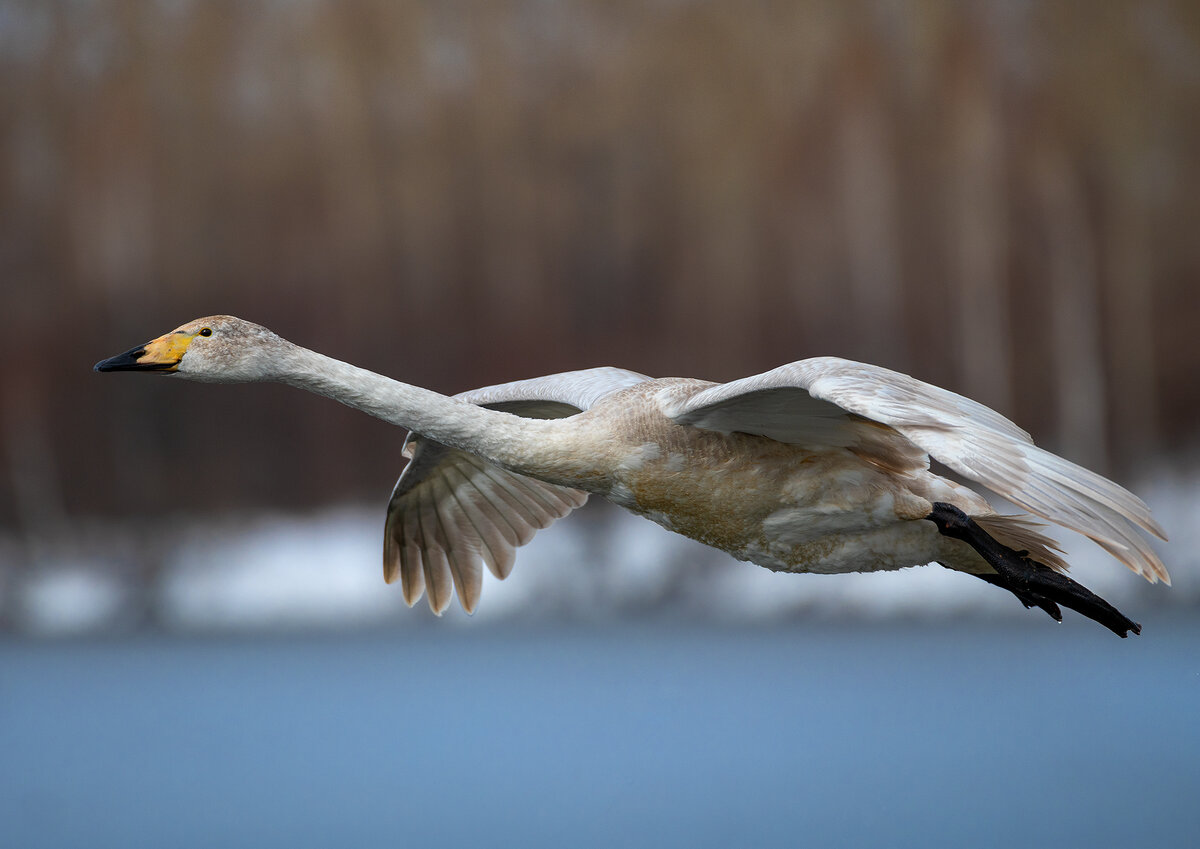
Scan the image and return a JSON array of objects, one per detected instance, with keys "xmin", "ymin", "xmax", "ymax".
[{"xmin": 96, "ymin": 316, "xmax": 1168, "ymax": 633}]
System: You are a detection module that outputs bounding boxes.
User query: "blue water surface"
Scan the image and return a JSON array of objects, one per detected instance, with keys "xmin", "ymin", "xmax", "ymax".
[{"xmin": 2, "ymin": 618, "xmax": 1198, "ymax": 848}]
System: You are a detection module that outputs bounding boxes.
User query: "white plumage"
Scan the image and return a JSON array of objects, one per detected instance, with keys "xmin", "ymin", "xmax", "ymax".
[{"xmin": 96, "ymin": 316, "xmax": 1168, "ymax": 631}]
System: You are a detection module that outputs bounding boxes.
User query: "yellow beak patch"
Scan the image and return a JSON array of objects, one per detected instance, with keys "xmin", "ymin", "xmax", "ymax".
[{"xmin": 138, "ymin": 331, "xmax": 195, "ymax": 370}]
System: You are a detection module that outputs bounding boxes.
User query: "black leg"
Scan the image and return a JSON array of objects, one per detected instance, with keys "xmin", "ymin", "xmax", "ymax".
[
  {"xmin": 972, "ymin": 572, "xmax": 1063, "ymax": 623},
  {"xmin": 927, "ymin": 502, "xmax": 1141, "ymax": 638}
]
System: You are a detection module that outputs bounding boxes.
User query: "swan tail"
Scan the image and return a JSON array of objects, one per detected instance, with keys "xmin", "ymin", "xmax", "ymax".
[{"xmin": 973, "ymin": 514, "xmax": 1069, "ymax": 574}]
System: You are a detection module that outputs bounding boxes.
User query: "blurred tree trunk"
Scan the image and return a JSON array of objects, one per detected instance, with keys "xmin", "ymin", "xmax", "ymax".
[
  {"xmin": 1034, "ymin": 143, "xmax": 1109, "ymax": 470},
  {"xmin": 1102, "ymin": 164, "xmax": 1160, "ymax": 468},
  {"xmin": 833, "ymin": 44, "xmax": 906, "ymax": 366},
  {"xmin": 946, "ymin": 31, "xmax": 1012, "ymax": 414}
]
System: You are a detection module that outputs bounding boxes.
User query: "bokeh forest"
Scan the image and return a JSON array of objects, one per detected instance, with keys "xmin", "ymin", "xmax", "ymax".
[{"xmin": 1, "ymin": 1, "xmax": 1198, "ymax": 625}]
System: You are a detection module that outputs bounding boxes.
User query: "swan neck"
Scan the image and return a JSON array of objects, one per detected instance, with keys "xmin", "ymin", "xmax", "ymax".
[{"xmin": 273, "ymin": 343, "xmax": 561, "ymax": 477}]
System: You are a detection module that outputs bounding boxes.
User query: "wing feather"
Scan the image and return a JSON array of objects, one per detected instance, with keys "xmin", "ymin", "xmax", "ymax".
[
  {"xmin": 446, "ymin": 465, "xmax": 525, "ymax": 570},
  {"xmin": 397, "ymin": 504, "xmax": 425, "ymax": 606},
  {"xmin": 440, "ymin": 463, "xmax": 516, "ymax": 579},
  {"xmin": 667, "ymin": 357, "xmax": 1168, "ymax": 584},
  {"xmin": 430, "ymin": 474, "xmax": 484, "ymax": 614},
  {"xmin": 416, "ymin": 484, "xmax": 454, "ymax": 614},
  {"xmin": 383, "ymin": 367, "xmax": 650, "ymax": 612}
]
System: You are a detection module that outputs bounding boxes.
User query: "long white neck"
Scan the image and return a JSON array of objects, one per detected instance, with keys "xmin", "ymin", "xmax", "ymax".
[{"xmin": 272, "ymin": 343, "xmax": 569, "ymax": 482}]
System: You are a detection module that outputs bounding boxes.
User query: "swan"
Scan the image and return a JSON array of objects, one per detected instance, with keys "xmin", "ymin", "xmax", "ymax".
[{"xmin": 95, "ymin": 315, "xmax": 1169, "ymax": 636}]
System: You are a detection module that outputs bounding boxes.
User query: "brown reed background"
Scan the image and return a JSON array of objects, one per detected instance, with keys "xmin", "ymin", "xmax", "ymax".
[{"xmin": 1, "ymin": 0, "xmax": 1198, "ymax": 541}]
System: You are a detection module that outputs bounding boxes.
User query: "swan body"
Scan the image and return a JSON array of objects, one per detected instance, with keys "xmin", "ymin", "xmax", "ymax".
[{"xmin": 95, "ymin": 316, "xmax": 1169, "ymax": 632}]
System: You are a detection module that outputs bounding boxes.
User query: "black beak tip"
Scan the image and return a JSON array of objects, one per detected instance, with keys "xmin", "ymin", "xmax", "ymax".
[{"xmin": 94, "ymin": 346, "xmax": 149, "ymax": 373}]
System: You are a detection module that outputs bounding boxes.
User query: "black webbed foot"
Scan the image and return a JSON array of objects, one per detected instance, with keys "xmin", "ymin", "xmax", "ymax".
[{"xmin": 927, "ymin": 502, "xmax": 1141, "ymax": 638}]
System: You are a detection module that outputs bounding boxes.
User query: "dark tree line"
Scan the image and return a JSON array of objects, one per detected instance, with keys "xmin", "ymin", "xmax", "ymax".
[{"xmin": 1, "ymin": 0, "xmax": 1198, "ymax": 540}]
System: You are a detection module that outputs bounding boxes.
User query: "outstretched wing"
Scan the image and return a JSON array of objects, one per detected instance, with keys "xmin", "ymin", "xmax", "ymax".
[
  {"xmin": 384, "ymin": 367, "xmax": 651, "ymax": 614},
  {"xmin": 664, "ymin": 356, "xmax": 1169, "ymax": 584}
]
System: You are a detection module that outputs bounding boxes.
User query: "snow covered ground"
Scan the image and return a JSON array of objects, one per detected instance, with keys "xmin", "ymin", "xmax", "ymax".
[{"xmin": 5, "ymin": 466, "xmax": 1195, "ymax": 636}]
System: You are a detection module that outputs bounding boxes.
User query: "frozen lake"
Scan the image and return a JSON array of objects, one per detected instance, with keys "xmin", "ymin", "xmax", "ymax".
[{"xmin": 3, "ymin": 618, "xmax": 1199, "ymax": 848}]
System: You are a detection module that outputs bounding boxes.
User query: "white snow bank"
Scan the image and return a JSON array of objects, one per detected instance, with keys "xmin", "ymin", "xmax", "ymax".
[{"xmin": 1, "ymin": 465, "xmax": 1192, "ymax": 634}]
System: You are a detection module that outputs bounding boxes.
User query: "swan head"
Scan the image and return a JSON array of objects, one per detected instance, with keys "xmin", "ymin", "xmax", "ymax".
[{"xmin": 94, "ymin": 315, "xmax": 288, "ymax": 383}]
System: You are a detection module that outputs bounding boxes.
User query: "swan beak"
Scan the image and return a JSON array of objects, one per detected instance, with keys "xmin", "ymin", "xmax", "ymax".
[{"xmin": 94, "ymin": 331, "xmax": 191, "ymax": 373}]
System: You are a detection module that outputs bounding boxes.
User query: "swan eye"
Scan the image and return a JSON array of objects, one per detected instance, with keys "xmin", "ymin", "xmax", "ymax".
[{"xmin": 199, "ymin": 327, "xmax": 212, "ymax": 337}]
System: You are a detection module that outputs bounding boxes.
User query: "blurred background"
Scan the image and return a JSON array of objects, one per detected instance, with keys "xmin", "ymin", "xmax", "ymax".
[
  {"xmin": 1, "ymin": 2, "xmax": 1198, "ymax": 846},
  {"xmin": 2, "ymin": 0, "xmax": 1198, "ymax": 632}
]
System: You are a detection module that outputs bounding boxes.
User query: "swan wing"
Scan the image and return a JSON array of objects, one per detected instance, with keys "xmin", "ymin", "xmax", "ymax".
[
  {"xmin": 665, "ymin": 356, "xmax": 1168, "ymax": 584},
  {"xmin": 385, "ymin": 367, "xmax": 651, "ymax": 613}
]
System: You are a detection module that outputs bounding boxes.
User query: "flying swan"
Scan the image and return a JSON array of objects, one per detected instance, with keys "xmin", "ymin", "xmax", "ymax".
[{"xmin": 95, "ymin": 316, "xmax": 1169, "ymax": 636}]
